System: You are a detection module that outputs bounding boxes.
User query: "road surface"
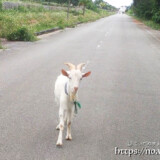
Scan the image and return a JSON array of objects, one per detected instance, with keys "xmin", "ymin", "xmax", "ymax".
[{"xmin": 1, "ymin": 14, "xmax": 160, "ymax": 160}]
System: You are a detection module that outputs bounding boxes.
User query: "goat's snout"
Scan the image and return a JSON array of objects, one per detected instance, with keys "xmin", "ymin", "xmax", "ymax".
[{"xmin": 74, "ymin": 87, "xmax": 78, "ymax": 92}]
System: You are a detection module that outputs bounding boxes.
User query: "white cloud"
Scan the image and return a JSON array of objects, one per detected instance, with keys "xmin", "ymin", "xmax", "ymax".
[{"xmin": 105, "ymin": 0, "xmax": 133, "ymax": 8}]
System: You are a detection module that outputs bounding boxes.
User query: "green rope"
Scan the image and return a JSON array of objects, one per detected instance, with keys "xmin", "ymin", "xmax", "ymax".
[{"xmin": 74, "ymin": 101, "xmax": 82, "ymax": 114}]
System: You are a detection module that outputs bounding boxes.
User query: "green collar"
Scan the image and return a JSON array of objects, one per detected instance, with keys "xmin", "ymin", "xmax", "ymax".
[{"xmin": 74, "ymin": 101, "xmax": 82, "ymax": 114}]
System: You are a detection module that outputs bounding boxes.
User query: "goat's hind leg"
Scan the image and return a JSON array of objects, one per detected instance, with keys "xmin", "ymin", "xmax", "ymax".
[
  {"xmin": 56, "ymin": 124, "xmax": 60, "ymax": 130},
  {"xmin": 56, "ymin": 109, "xmax": 67, "ymax": 130}
]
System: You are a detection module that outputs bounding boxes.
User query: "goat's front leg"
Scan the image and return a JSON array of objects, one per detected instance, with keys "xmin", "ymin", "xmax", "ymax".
[
  {"xmin": 66, "ymin": 109, "xmax": 72, "ymax": 140},
  {"xmin": 56, "ymin": 107, "xmax": 64, "ymax": 146}
]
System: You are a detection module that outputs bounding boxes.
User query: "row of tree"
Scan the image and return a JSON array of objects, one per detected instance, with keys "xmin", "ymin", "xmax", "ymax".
[
  {"xmin": 78, "ymin": 0, "xmax": 116, "ymax": 15},
  {"xmin": 44, "ymin": 0, "xmax": 116, "ymax": 8},
  {"xmin": 19, "ymin": 0, "xmax": 116, "ymax": 18},
  {"xmin": 132, "ymin": 0, "xmax": 160, "ymax": 23},
  {"xmin": 27, "ymin": 0, "xmax": 117, "ymax": 18},
  {"xmin": 31, "ymin": 0, "xmax": 117, "ymax": 13}
]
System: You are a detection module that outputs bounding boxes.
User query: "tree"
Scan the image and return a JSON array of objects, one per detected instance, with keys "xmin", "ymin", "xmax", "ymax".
[
  {"xmin": 94, "ymin": 0, "xmax": 103, "ymax": 6},
  {"xmin": 132, "ymin": 0, "xmax": 153, "ymax": 19},
  {"xmin": 94, "ymin": 0, "xmax": 117, "ymax": 11},
  {"xmin": 71, "ymin": 0, "xmax": 79, "ymax": 6},
  {"xmin": 132, "ymin": 0, "xmax": 160, "ymax": 23},
  {"xmin": 67, "ymin": 0, "xmax": 79, "ymax": 20},
  {"xmin": 79, "ymin": 0, "xmax": 91, "ymax": 15}
]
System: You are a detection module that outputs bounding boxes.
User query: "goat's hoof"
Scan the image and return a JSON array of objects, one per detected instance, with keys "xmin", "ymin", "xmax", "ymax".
[
  {"xmin": 56, "ymin": 125, "xmax": 60, "ymax": 130},
  {"xmin": 66, "ymin": 135, "xmax": 72, "ymax": 140},
  {"xmin": 56, "ymin": 141, "xmax": 63, "ymax": 146}
]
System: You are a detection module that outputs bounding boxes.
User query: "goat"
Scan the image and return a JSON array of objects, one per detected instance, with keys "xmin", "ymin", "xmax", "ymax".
[{"xmin": 54, "ymin": 63, "xmax": 91, "ymax": 146}]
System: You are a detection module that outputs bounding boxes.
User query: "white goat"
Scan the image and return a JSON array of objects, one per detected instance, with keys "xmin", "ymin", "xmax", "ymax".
[{"xmin": 54, "ymin": 63, "xmax": 91, "ymax": 146}]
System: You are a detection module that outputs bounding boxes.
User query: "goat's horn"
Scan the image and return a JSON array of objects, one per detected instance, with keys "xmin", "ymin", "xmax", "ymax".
[
  {"xmin": 77, "ymin": 63, "xmax": 85, "ymax": 71},
  {"xmin": 64, "ymin": 63, "xmax": 76, "ymax": 70}
]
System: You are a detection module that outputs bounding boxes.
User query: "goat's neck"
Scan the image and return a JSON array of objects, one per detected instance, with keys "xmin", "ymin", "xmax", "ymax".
[{"xmin": 67, "ymin": 82, "xmax": 77, "ymax": 102}]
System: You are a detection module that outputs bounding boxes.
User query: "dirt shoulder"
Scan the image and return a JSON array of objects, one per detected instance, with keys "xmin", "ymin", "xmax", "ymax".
[{"xmin": 131, "ymin": 17, "xmax": 160, "ymax": 43}]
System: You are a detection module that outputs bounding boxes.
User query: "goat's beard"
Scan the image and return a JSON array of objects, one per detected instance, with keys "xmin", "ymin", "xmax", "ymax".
[{"xmin": 69, "ymin": 92, "xmax": 77, "ymax": 102}]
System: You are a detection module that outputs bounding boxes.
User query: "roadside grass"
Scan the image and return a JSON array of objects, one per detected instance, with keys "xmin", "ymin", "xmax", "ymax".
[
  {"xmin": 0, "ymin": 4, "xmax": 113, "ymax": 41},
  {"xmin": 0, "ymin": 43, "xmax": 3, "ymax": 49},
  {"xmin": 142, "ymin": 20, "xmax": 160, "ymax": 30},
  {"xmin": 127, "ymin": 12, "xmax": 160, "ymax": 30}
]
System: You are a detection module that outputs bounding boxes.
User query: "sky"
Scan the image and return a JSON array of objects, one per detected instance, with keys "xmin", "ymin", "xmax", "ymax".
[{"xmin": 105, "ymin": 0, "xmax": 133, "ymax": 8}]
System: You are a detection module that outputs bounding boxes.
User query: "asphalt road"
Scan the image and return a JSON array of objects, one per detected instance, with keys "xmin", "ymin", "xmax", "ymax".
[{"xmin": 1, "ymin": 14, "xmax": 160, "ymax": 160}]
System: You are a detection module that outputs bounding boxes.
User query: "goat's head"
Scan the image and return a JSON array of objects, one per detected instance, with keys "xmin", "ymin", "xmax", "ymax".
[{"xmin": 61, "ymin": 62, "xmax": 91, "ymax": 96}]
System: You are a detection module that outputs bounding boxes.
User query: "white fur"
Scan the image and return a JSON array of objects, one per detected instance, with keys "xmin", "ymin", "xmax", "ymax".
[
  {"xmin": 55, "ymin": 70, "xmax": 81, "ymax": 146},
  {"xmin": 54, "ymin": 66, "xmax": 91, "ymax": 146}
]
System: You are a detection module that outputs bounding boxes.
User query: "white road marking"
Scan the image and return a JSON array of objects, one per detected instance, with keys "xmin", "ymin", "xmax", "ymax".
[
  {"xmin": 105, "ymin": 32, "xmax": 109, "ymax": 37},
  {"xmin": 146, "ymin": 30, "xmax": 160, "ymax": 43},
  {"xmin": 82, "ymin": 61, "xmax": 90, "ymax": 70},
  {"xmin": 97, "ymin": 40, "xmax": 103, "ymax": 48}
]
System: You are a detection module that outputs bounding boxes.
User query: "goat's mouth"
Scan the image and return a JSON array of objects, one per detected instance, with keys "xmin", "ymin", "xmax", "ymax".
[
  {"xmin": 71, "ymin": 91, "xmax": 77, "ymax": 96},
  {"xmin": 70, "ymin": 87, "xmax": 78, "ymax": 95},
  {"xmin": 71, "ymin": 88, "xmax": 78, "ymax": 95},
  {"xmin": 72, "ymin": 90, "xmax": 78, "ymax": 95}
]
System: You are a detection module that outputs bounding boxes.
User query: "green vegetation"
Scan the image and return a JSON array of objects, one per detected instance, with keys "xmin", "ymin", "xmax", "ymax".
[
  {"xmin": 7, "ymin": 27, "xmax": 36, "ymax": 41},
  {"xmin": 0, "ymin": 1, "xmax": 2, "ymax": 11},
  {"xmin": 128, "ymin": 0, "xmax": 160, "ymax": 30},
  {"xmin": 0, "ymin": 42, "xmax": 3, "ymax": 49},
  {"xmin": 0, "ymin": 0, "xmax": 115, "ymax": 41},
  {"xmin": 130, "ymin": 15, "xmax": 160, "ymax": 30},
  {"xmin": 94, "ymin": 0, "xmax": 116, "ymax": 11}
]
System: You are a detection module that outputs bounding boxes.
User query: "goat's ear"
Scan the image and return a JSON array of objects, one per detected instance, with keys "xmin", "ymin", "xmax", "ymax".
[
  {"xmin": 61, "ymin": 69, "xmax": 69, "ymax": 77},
  {"xmin": 82, "ymin": 71, "xmax": 91, "ymax": 78}
]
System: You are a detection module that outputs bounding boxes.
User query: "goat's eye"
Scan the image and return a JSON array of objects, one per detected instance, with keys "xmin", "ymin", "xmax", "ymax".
[
  {"xmin": 69, "ymin": 77, "xmax": 72, "ymax": 80},
  {"xmin": 80, "ymin": 78, "xmax": 82, "ymax": 80}
]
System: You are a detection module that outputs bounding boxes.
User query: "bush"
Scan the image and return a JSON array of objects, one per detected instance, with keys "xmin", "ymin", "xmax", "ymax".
[
  {"xmin": 17, "ymin": 5, "xmax": 45, "ymax": 12},
  {"xmin": 152, "ymin": 11, "xmax": 160, "ymax": 24},
  {"xmin": 127, "ymin": 9, "xmax": 133, "ymax": 15},
  {"xmin": 144, "ymin": 10, "xmax": 152, "ymax": 19},
  {"xmin": 70, "ymin": 10, "xmax": 80, "ymax": 16},
  {"xmin": 132, "ymin": 0, "xmax": 153, "ymax": 20},
  {"xmin": 87, "ymin": 3, "xmax": 98, "ymax": 12},
  {"xmin": 17, "ymin": 6, "xmax": 28, "ymax": 12},
  {"xmin": 7, "ymin": 27, "xmax": 36, "ymax": 41},
  {"xmin": 57, "ymin": 20, "xmax": 65, "ymax": 29}
]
